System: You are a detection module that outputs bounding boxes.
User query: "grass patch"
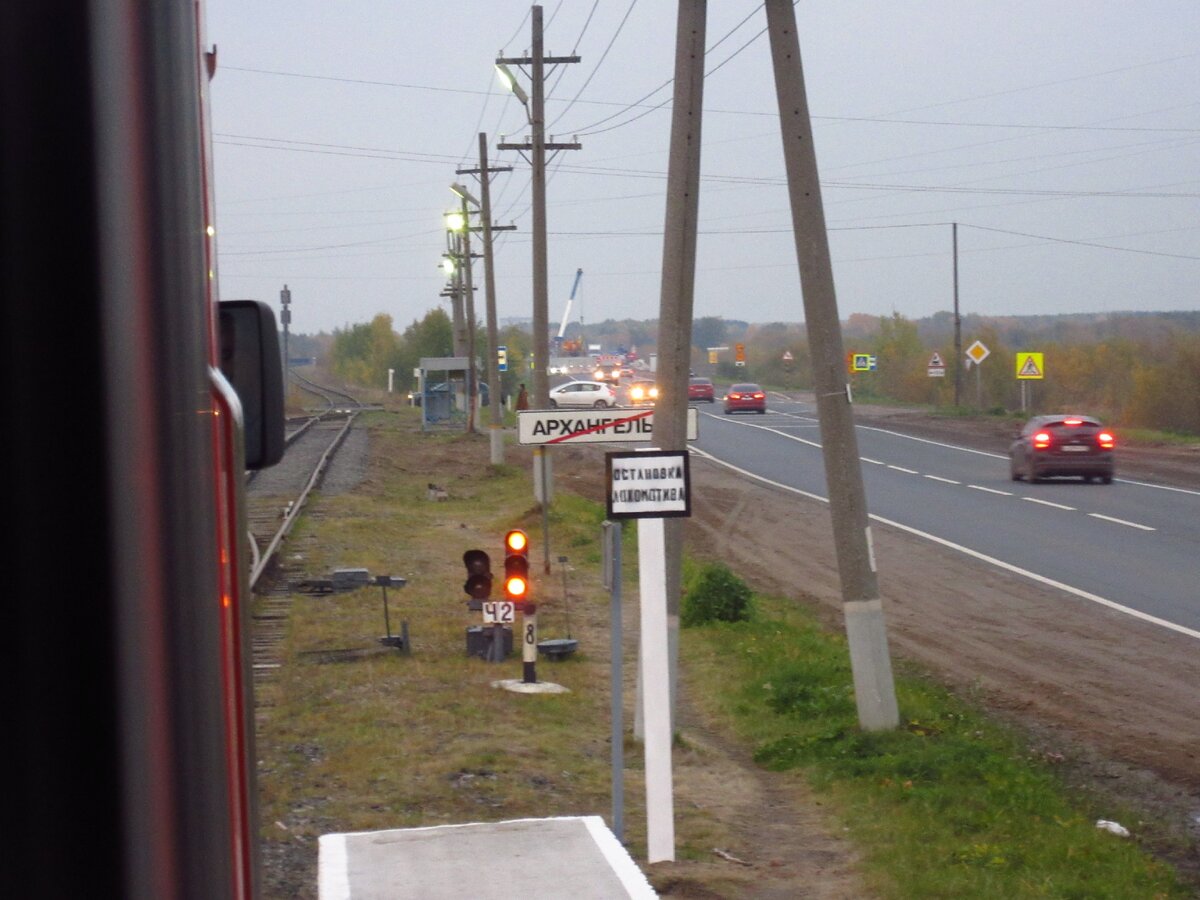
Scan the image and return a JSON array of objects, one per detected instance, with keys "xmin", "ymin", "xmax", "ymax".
[{"xmin": 681, "ymin": 595, "xmax": 1188, "ymax": 898}]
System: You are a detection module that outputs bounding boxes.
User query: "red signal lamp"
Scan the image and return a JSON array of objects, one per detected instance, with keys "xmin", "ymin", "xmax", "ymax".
[{"xmin": 503, "ymin": 529, "xmax": 529, "ymax": 603}]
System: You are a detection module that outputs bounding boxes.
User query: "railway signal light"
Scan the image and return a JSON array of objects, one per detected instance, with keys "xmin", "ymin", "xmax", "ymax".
[
  {"xmin": 503, "ymin": 530, "xmax": 529, "ymax": 603},
  {"xmin": 463, "ymin": 549, "xmax": 493, "ymax": 601}
]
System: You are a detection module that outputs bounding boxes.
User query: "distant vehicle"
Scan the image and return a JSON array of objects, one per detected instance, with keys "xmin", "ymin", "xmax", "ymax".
[
  {"xmin": 724, "ymin": 383, "xmax": 766, "ymax": 414},
  {"xmin": 1009, "ymin": 414, "xmax": 1115, "ymax": 483},
  {"xmin": 548, "ymin": 380, "xmax": 617, "ymax": 409},
  {"xmin": 688, "ymin": 377, "xmax": 715, "ymax": 403},
  {"xmin": 592, "ymin": 365, "xmax": 621, "ymax": 383},
  {"xmin": 627, "ymin": 381, "xmax": 659, "ymax": 407}
]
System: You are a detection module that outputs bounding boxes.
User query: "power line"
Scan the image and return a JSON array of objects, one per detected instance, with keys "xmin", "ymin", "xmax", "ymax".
[
  {"xmin": 561, "ymin": 3, "xmax": 769, "ymax": 135},
  {"xmin": 960, "ymin": 223, "xmax": 1200, "ymax": 261},
  {"xmin": 548, "ymin": 0, "xmax": 640, "ymax": 130}
]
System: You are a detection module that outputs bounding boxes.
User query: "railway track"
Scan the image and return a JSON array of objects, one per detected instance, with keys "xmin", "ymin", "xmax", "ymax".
[{"xmin": 246, "ymin": 374, "xmax": 366, "ymax": 692}]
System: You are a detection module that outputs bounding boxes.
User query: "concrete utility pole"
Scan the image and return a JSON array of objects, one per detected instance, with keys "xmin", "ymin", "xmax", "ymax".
[
  {"xmin": 457, "ymin": 136, "xmax": 514, "ymax": 464},
  {"xmin": 654, "ymin": 0, "xmax": 707, "ymax": 729},
  {"xmin": 765, "ymin": 0, "xmax": 899, "ymax": 731}
]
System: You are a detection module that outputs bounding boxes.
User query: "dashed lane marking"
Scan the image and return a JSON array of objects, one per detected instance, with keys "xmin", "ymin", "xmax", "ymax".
[
  {"xmin": 1022, "ymin": 497, "xmax": 1076, "ymax": 511},
  {"xmin": 1088, "ymin": 512, "xmax": 1156, "ymax": 532}
]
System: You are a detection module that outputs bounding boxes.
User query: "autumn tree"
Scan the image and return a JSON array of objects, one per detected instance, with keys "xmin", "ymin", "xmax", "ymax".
[{"xmin": 329, "ymin": 314, "xmax": 403, "ymax": 387}]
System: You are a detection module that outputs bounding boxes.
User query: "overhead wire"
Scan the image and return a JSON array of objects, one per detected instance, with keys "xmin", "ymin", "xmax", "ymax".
[
  {"xmin": 561, "ymin": 2, "xmax": 768, "ymax": 136},
  {"xmin": 548, "ymin": 0, "xmax": 639, "ymax": 131}
]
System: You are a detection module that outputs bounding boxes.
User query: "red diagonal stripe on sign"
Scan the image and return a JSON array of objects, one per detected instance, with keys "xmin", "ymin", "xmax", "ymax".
[{"xmin": 546, "ymin": 409, "xmax": 654, "ymax": 444}]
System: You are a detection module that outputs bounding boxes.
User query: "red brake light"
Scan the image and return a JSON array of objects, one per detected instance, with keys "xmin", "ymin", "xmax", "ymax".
[
  {"xmin": 753, "ymin": 392, "xmax": 765, "ymax": 399},
  {"xmin": 729, "ymin": 392, "xmax": 741, "ymax": 400},
  {"xmin": 1063, "ymin": 418, "xmax": 1083, "ymax": 426},
  {"xmin": 1033, "ymin": 431, "xmax": 1052, "ymax": 449},
  {"xmin": 1098, "ymin": 431, "xmax": 1115, "ymax": 449}
]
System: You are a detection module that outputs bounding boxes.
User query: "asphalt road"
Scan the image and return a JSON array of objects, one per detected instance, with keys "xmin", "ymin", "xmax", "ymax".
[{"xmin": 693, "ymin": 394, "xmax": 1200, "ymax": 636}]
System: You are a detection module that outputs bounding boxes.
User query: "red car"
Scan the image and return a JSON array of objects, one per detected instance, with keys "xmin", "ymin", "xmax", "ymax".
[
  {"xmin": 688, "ymin": 377, "xmax": 715, "ymax": 403},
  {"xmin": 724, "ymin": 383, "xmax": 766, "ymax": 414},
  {"xmin": 1009, "ymin": 414, "xmax": 1115, "ymax": 483}
]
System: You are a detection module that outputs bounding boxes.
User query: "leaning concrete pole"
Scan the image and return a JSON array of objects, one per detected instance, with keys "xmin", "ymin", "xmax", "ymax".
[
  {"xmin": 654, "ymin": 0, "xmax": 707, "ymax": 731},
  {"xmin": 764, "ymin": 0, "xmax": 899, "ymax": 730}
]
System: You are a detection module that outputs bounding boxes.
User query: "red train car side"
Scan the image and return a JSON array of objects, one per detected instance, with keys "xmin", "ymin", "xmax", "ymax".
[{"xmin": 4, "ymin": 2, "xmax": 281, "ymax": 897}]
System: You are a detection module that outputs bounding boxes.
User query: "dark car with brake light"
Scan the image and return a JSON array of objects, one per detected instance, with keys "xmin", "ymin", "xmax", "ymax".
[{"xmin": 1009, "ymin": 414, "xmax": 1115, "ymax": 483}]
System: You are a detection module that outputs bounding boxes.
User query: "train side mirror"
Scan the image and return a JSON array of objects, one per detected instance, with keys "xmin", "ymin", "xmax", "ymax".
[{"xmin": 219, "ymin": 300, "xmax": 285, "ymax": 469}]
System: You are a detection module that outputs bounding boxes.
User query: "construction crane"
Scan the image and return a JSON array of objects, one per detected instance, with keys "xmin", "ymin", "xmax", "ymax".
[{"xmin": 555, "ymin": 268, "xmax": 584, "ymax": 356}]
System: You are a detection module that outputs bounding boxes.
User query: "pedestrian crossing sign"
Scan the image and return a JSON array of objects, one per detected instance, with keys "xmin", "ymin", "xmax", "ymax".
[{"xmin": 1016, "ymin": 352, "xmax": 1044, "ymax": 380}]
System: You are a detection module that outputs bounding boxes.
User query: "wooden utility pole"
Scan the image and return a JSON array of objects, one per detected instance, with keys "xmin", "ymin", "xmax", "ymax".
[
  {"xmin": 457, "ymin": 136, "xmax": 514, "ymax": 463},
  {"xmin": 496, "ymin": 6, "xmax": 580, "ymax": 410},
  {"xmin": 765, "ymin": 0, "xmax": 899, "ymax": 730},
  {"xmin": 497, "ymin": 5, "xmax": 580, "ymax": 569}
]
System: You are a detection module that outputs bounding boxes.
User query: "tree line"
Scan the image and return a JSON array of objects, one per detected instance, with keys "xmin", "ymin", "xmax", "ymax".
[{"xmin": 321, "ymin": 308, "xmax": 1200, "ymax": 436}]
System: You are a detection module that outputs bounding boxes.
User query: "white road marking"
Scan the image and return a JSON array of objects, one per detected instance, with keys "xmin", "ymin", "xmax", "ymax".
[
  {"xmin": 702, "ymin": 407, "xmax": 1190, "ymax": 525},
  {"xmin": 1022, "ymin": 497, "xmax": 1076, "ymax": 511},
  {"xmin": 1088, "ymin": 512, "xmax": 1156, "ymax": 532},
  {"xmin": 689, "ymin": 446, "xmax": 1199, "ymax": 642},
  {"xmin": 968, "ymin": 484, "xmax": 1012, "ymax": 496},
  {"xmin": 924, "ymin": 474, "xmax": 961, "ymax": 485},
  {"xmin": 857, "ymin": 424, "xmax": 1007, "ymax": 459}
]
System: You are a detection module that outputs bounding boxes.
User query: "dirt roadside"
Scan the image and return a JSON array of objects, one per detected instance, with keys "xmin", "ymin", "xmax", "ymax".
[{"xmin": 545, "ymin": 400, "xmax": 1200, "ymax": 888}]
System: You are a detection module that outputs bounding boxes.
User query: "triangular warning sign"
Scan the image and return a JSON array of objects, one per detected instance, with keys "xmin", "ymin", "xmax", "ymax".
[
  {"xmin": 1019, "ymin": 355, "xmax": 1042, "ymax": 378},
  {"xmin": 928, "ymin": 352, "xmax": 944, "ymax": 367}
]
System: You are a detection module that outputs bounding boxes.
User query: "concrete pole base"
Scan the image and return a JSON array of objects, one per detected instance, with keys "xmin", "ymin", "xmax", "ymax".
[
  {"xmin": 844, "ymin": 598, "xmax": 901, "ymax": 731},
  {"xmin": 489, "ymin": 424, "xmax": 504, "ymax": 465}
]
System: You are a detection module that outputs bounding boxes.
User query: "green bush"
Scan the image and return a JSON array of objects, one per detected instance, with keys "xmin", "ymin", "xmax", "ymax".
[{"xmin": 681, "ymin": 562, "xmax": 754, "ymax": 626}]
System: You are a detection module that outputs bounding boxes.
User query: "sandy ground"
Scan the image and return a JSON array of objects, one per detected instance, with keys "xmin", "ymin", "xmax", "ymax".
[{"xmin": 546, "ymin": 401, "xmax": 1200, "ymax": 889}]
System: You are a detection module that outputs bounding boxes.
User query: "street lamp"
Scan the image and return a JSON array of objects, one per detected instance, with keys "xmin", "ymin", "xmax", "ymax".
[
  {"xmin": 450, "ymin": 182, "xmax": 479, "ymax": 207},
  {"xmin": 445, "ymin": 209, "xmax": 466, "ymax": 232},
  {"xmin": 495, "ymin": 63, "xmax": 529, "ymax": 107}
]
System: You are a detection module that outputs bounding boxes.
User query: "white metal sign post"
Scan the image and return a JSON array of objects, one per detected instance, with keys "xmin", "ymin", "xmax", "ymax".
[
  {"xmin": 606, "ymin": 450, "xmax": 690, "ymax": 863},
  {"xmin": 966, "ymin": 340, "xmax": 990, "ymax": 408}
]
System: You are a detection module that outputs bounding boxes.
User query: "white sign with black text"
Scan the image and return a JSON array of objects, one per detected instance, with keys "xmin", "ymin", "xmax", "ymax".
[
  {"xmin": 605, "ymin": 450, "xmax": 691, "ymax": 519},
  {"xmin": 518, "ymin": 407, "xmax": 699, "ymax": 445}
]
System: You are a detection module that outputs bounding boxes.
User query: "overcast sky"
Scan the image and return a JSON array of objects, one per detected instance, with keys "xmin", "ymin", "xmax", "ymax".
[{"xmin": 207, "ymin": 2, "xmax": 1200, "ymax": 337}]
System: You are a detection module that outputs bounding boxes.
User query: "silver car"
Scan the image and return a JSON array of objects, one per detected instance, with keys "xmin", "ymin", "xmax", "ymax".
[{"xmin": 547, "ymin": 380, "xmax": 617, "ymax": 409}]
